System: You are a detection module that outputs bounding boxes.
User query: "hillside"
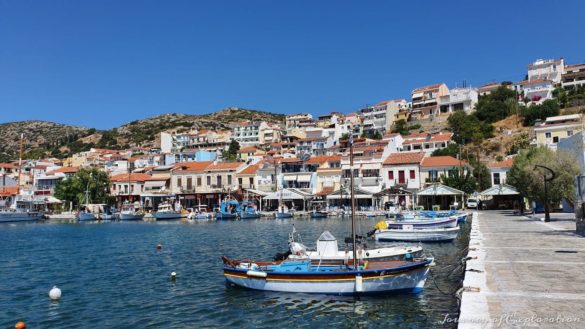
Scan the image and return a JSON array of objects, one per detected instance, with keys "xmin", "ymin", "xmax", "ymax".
[{"xmin": 0, "ymin": 107, "xmax": 285, "ymax": 161}]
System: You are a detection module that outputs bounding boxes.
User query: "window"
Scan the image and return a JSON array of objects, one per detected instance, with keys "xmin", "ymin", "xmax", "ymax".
[
  {"xmin": 249, "ymin": 177, "xmax": 254, "ymax": 186},
  {"xmin": 388, "ymin": 171, "xmax": 394, "ymax": 180},
  {"xmin": 113, "ymin": 184, "xmax": 116, "ymax": 190},
  {"xmin": 545, "ymin": 132, "xmax": 551, "ymax": 139},
  {"xmin": 238, "ymin": 178, "xmax": 243, "ymax": 186},
  {"xmin": 493, "ymin": 172, "xmax": 501, "ymax": 185},
  {"xmin": 206, "ymin": 176, "xmax": 211, "ymax": 186},
  {"xmin": 410, "ymin": 170, "xmax": 416, "ymax": 179},
  {"xmin": 177, "ymin": 177, "xmax": 182, "ymax": 188},
  {"xmin": 197, "ymin": 177, "xmax": 202, "ymax": 186},
  {"xmin": 553, "ymin": 136, "xmax": 559, "ymax": 143},
  {"xmin": 227, "ymin": 175, "xmax": 232, "ymax": 185},
  {"xmin": 217, "ymin": 176, "xmax": 222, "ymax": 186},
  {"xmin": 187, "ymin": 177, "xmax": 192, "ymax": 190},
  {"xmin": 568, "ymin": 130, "xmax": 574, "ymax": 137}
]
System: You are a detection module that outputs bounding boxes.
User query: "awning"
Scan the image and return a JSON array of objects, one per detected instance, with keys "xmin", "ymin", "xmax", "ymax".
[
  {"xmin": 145, "ymin": 181, "xmax": 167, "ymax": 188},
  {"xmin": 480, "ymin": 184, "xmax": 520, "ymax": 196},
  {"xmin": 244, "ymin": 188, "xmax": 269, "ymax": 197},
  {"xmin": 296, "ymin": 174, "xmax": 312, "ymax": 182},
  {"xmin": 264, "ymin": 188, "xmax": 312, "ymax": 200},
  {"xmin": 417, "ymin": 184, "xmax": 464, "ymax": 196},
  {"xmin": 44, "ymin": 196, "xmax": 62, "ymax": 204},
  {"xmin": 412, "ymin": 92, "xmax": 424, "ymax": 98},
  {"xmin": 327, "ymin": 187, "xmax": 373, "ymax": 199},
  {"xmin": 283, "ymin": 175, "xmax": 297, "ymax": 181}
]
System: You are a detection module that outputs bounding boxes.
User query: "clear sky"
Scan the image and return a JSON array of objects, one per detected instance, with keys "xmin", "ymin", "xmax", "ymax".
[{"xmin": 1, "ymin": 1, "xmax": 584, "ymax": 129}]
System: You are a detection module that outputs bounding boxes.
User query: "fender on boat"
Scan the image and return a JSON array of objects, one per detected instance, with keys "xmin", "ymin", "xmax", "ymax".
[{"xmin": 246, "ymin": 270, "xmax": 268, "ymax": 278}]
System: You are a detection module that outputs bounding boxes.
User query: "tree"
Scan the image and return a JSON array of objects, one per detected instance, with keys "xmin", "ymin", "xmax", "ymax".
[
  {"xmin": 552, "ymin": 87, "xmax": 568, "ymax": 108},
  {"xmin": 447, "ymin": 111, "xmax": 493, "ymax": 144},
  {"xmin": 391, "ymin": 119, "xmax": 409, "ymax": 135},
  {"xmin": 521, "ymin": 100, "xmax": 560, "ymax": 126},
  {"xmin": 507, "ymin": 146, "xmax": 579, "ymax": 207},
  {"xmin": 431, "ymin": 143, "xmax": 460, "ymax": 157},
  {"xmin": 474, "ymin": 86, "xmax": 518, "ymax": 123},
  {"xmin": 441, "ymin": 169, "xmax": 477, "ymax": 194},
  {"xmin": 222, "ymin": 140, "xmax": 240, "ymax": 161},
  {"xmin": 54, "ymin": 167, "xmax": 113, "ymax": 207},
  {"xmin": 507, "ymin": 132, "xmax": 530, "ymax": 155}
]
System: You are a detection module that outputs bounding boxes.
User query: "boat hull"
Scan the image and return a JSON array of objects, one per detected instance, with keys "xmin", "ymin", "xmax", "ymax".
[
  {"xmin": 216, "ymin": 212, "xmax": 239, "ymax": 220},
  {"xmin": 0, "ymin": 212, "xmax": 43, "ymax": 223},
  {"xmin": 78, "ymin": 212, "xmax": 97, "ymax": 221},
  {"xmin": 154, "ymin": 212, "xmax": 182, "ymax": 220},
  {"xmin": 240, "ymin": 212, "xmax": 261, "ymax": 219},
  {"xmin": 385, "ymin": 217, "xmax": 458, "ymax": 229},
  {"xmin": 375, "ymin": 227, "xmax": 460, "ymax": 242},
  {"xmin": 119, "ymin": 213, "xmax": 144, "ymax": 221},
  {"xmin": 223, "ymin": 260, "xmax": 430, "ymax": 295},
  {"xmin": 309, "ymin": 212, "xmax": 328, "ymax": 219},
  {"xmin": 275, "ymin": 212, "xmax": 293, "ymax": 219}
]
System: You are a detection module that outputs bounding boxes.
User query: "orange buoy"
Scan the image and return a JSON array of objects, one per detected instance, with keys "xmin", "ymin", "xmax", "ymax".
[{"xmin": 15, "ymin": 321, "xmax": 26, "ymax": 329}]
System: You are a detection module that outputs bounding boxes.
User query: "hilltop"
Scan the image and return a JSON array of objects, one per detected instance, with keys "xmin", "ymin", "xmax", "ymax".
[{"xmin": 0, "ymin": 107, "xmax": 285, "ymax": 161}]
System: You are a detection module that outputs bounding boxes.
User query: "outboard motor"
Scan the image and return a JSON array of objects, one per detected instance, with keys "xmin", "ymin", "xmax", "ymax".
[{"xmin": 273, "ymin": 250, "xmax": 292, "ymax": 261}]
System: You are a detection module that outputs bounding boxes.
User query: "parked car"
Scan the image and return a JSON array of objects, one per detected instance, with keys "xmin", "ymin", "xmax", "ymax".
[{"xmin": 466, "ymin": 198, "xmax": 478, "ymax": 209}]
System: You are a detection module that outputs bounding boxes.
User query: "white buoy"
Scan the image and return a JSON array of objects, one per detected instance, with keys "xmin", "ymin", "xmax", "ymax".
[
  {"xmin": 49, "ymin": 286, "xmax": 61, "ymax": 300},
  {"xmin": 171, "ymin": 272, "xmax": 177, "ymax": 280}
]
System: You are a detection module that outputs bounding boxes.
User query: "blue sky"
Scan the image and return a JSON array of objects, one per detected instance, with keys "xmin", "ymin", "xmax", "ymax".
[{"xmin": 1, "ymin": 1, "xmax": 584, "ymax": 129}]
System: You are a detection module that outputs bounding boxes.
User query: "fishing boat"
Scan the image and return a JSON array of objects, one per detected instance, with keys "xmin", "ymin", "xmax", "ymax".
[
  {"xmin": 309, "ymin": 209, "xmax": 328, "ymax": 219},
  {"xmin": 187, "ymin": 205, "xmax": 214, "ymax": 221},
  {"xmin": 380, "ymin": 216, "xmax": 458, "ymax": 230},
  {"xmin": 119, "ymin": 202, "xmax": 144, "ymax": 220},
  {"xmin": 222, "ymin": 135, "xmax": 432, "ymax": 295},
  {"xmin": 240, "ymin": 199, "xmax": 261, "ymax": 219},
  {"xmin": 0, "ymin": 193, "xmax": 45, "ymax": 223},
  {"xmin": 374, "ymin": 226, "xmax": 460, "ymax": 242},
  {"xmin": 154, "ymin": 201, "xmax": 182, "ymax": 220},
  {"xmin": 279, "ymin": 229, "xmax": 424, "ymax": 264},
  {"xmin": 216, "ymin": 199, "xmax": 240, "ymax": 220},
  {"xmin": 0, "ymin": 135, "xmax": 45, "ymax": 223},
  {"xmin": 275, "ymin": 205, "xmax": 293, "ymax": 219},
  {"xmin": 77, "ymin": 184, "xmax": 97, "ymax": 221}
]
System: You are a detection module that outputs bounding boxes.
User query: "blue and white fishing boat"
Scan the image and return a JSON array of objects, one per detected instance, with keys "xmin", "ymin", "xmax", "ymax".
[
  {"xmin": 222, "ymin": 257, "xmax": 432, "ymax": 295},
  {"xmin": 223, "ymin": 135, "xmax": 432, "ymax": 295},
  {"xmin": 216, "ymin": 200, "xmax": 240, "ymax": 220},
  {"xmin": 275, "ymin": 206, "xmax": 293, "ymax": 219},
  {"xmin": 380, "ymin": 216, "xmax": 458, "ymax": 230},
  {"xmin": 240, "ymin": 200, "xmax": 261, "ymax": 219},
  {"xmin": 77, "ymin": 184, "xmax": 97, "ymax": 221},
  {"xmin": 309, "ymin": 210, "xmax": 328, "ymax": 219},
  {"xmin": 374, "ymin": 226, "xmax": 460, "ymax": 242}
]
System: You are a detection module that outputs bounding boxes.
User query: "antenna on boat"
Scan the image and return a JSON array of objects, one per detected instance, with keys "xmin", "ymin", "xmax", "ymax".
[{"xmin": 350, "ymin": 133, "xmax": 357, "ymax": 270}]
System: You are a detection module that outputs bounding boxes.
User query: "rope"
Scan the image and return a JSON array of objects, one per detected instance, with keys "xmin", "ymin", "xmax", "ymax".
[{"xmin": 428, "ymin": 268, "xmax": 461, "ymax": 295}]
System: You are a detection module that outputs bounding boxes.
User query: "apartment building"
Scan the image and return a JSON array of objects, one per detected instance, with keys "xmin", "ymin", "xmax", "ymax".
[
  {"xmin": 411, "ymin": 83, "xmax": 449, "ymax": 119},
  {"xmin": 533, "ymin": 114, "xmax": 583, "ymax": 150},
  {"xmin": 562, "ymin": 63, "xmax": 585, "ymax": 91},
  {"xmin": 439, "ymin": 87, "xmax": 478, "ymax": 114}
]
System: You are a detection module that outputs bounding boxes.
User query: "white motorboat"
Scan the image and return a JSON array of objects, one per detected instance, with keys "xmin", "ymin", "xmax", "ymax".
[
  {"xmin": 284, "ymin": 230, "xmax": 423, "ymax": 265},
  {"xmin": 374, "ymin": 226, "xmax": 460, "ymax": 242},
  {"xmin": 187, "ymin": 206, "xmax": 213, "ymax": 221},
  {"xmin": 154, "ymin": 202, "xmax": 182, "ymax": 220},
  {"xmin": 78, "ymin": 210, "xmax": 97, "ymax": 221},
  {"xmin": 119, "ymin": 202, "xmax": 144, "ymax": 220}
]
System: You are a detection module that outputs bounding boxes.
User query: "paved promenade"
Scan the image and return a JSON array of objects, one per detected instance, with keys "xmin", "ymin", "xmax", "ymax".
[{"xmin": 458, "ymin": 211, "xmax": 585, "ymax": 328}]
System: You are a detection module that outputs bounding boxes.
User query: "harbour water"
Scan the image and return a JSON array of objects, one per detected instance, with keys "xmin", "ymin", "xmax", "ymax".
[{"xmin": 0, "ymin": 218, "xmax": 469, "ymax": 328}]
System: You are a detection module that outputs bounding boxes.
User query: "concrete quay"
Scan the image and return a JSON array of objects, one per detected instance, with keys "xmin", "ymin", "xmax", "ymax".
[{"xmin": 458, "ymin": 211, "xmax": 585, "ymax": 328}]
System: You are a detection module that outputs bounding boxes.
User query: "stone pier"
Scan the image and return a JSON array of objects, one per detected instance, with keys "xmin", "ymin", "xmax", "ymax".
[{"xmin": 458, "ymin": 211, "xmax": 585, "ymax": 328}]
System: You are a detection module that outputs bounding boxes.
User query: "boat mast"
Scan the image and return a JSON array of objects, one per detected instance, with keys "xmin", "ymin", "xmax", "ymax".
[
  {"xmin": 350, "ymin": 134, "xmax": 357, "ymax": 270},
  {"xmin": 16, "ymin": 133, "xmax": 23, "ymax": 194}
]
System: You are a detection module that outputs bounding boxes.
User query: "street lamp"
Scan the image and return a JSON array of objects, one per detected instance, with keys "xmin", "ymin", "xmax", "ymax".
[{"xmin": 534, "ymin": 165, "xmax": 556, "ymax": 222}]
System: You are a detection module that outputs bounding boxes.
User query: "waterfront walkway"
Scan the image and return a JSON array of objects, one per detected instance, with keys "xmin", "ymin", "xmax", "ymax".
[{"xmin": 458, "ymin": 211, "xmax": 585, "ymax": 328}]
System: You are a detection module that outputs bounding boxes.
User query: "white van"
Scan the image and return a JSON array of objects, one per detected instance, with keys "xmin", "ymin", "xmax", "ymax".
[{"xmin": 466, "ymin": 198, "xmax": 478, "ymax": 209}]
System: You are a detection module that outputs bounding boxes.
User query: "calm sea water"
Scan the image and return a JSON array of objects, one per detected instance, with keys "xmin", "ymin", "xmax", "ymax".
[{"xmin": 0, "ymin": 217, "xmax": 469, "ymax": 328}]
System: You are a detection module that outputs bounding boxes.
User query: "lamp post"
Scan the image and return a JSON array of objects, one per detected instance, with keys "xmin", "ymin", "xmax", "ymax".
[{"xmin": 534, "ymin": 165, "xmax": 556, "ymax": 222}]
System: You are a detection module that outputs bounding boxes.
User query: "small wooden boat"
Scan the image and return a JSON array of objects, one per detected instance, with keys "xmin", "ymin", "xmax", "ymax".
[
  {"xmin": 222, "ymin": 256, "xmax": 432, "ymax": 295},
  {"xmin": 374, "ymin": 226, "xmax": 460, "ymax": 242}
]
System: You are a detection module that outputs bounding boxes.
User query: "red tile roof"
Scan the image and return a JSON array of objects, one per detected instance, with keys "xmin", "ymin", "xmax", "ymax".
[
  {"xmin": 489, "ymin": 158, "xmax": 514, "ymax": 168},
  {"xmin": 206, "ymin": 162, "xmax": 244, "ymax": 171},
  {"xmin": 413, "ymin": 83, "xmax": 443, "ymax": 93},
  {"xmin": 173, "ymin": 161, "xmax": 213, "ymax": 172},
  {"xmin": 110, "ymin": 173, "xmax": 162, "ymax": 182},
  {"xmin": 383, "ymin": 152, "xmax": 425, "ymax": 165},
  {"xmin": 238, "ymin": 163, "xmax": 261, "ymax": 175},
  {"xmin": 305, "ymin": 155, "xmax": 342, "ymax": 165},
  {"xmin": 517, "ymin": 79, "xmax": 551, "ymax": 86},
  {"xmin": 46, "ymin": 166, "xmax": 79, "ymax": 175},
  {"xmin": 239, "ymin": 146, "xmax": 259, "ymax": 153},
  {"xmin": 421, "ymin": 156, "xmax": 466, "ymax": 167}
]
